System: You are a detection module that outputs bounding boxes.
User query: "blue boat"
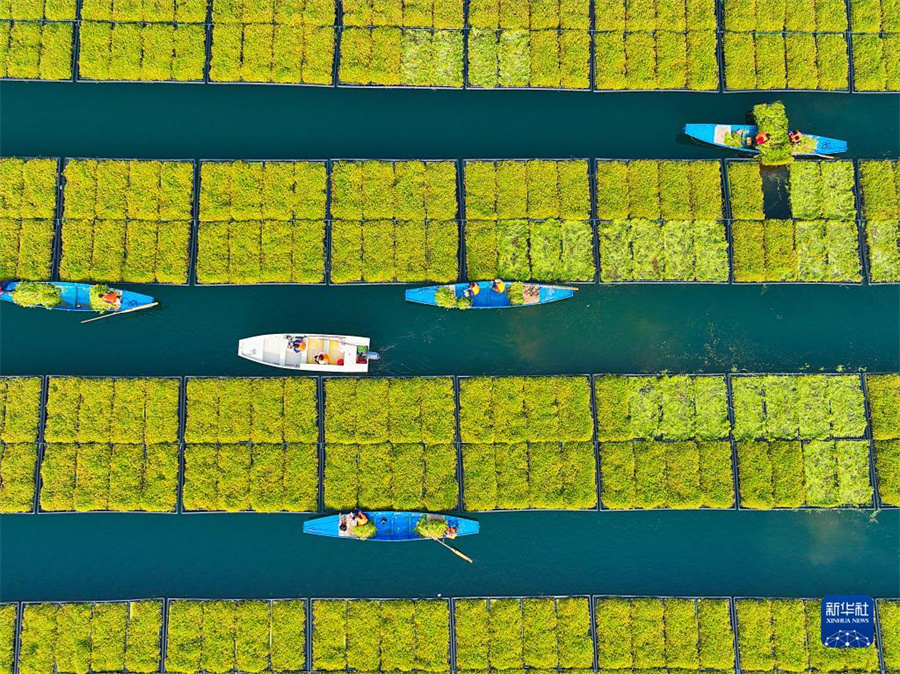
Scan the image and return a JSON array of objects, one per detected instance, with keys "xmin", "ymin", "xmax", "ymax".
[
  {"xmin": 303, "ymin": 511, "xmax": 479, "ymax": 542},
  {"xmin": 406, "ymin": 281, "xmax": 577, "ymax": 309},
  {"xmin": 0, "ymin": 281, "xmax": 156, "ymax": 313},
  {"xmin": 683, "ymin": 123, "xmax": 848, "ymax": 156}
]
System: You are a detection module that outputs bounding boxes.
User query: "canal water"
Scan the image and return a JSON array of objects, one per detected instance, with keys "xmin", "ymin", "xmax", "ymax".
[{"xmin": 0, "ymin": 82, "xmax": 898, "ymax": 602}]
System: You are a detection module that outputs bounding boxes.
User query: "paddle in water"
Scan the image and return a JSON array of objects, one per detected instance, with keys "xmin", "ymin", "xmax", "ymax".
[{"xmin": 81, "ymin": 302, "xmax": 159, "ymax": 324}]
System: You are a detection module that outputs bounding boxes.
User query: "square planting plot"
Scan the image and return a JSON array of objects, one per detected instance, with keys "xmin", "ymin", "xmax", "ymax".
[
  {"xmin": 600, "ymin": 440, "xmax": 734, "ymax": 509},
  {"xmin": 0, "ymin": 604, "xmax": 14, "ymax": 674},
  {"xmin": 0, "ymin": 377, "xmax": 41, "ymax": 512},
  {"xmin": 732, "ymin": 219, "xmax": 861, "ymax": 282},
  {"xmin": 18, "ymin": 600, "xmax": 163, "ymax": 674},
  {"xmin": 467, "ymin": 0, "xmax": 591, "ymax": 89},
  {"xmin": 454, "ymin": 597, "xmax": 594, "ymax": 670},
  {"xmin": 736, "ymin": 599, "xmax": 881, "ymax": 671},
  {"xmin": 60, "ymin": 160, "xmax": 193, "ymax": 283},
  {"xmin": 0, "ymin": 20, "xmax": 74, "ymax": 80},
  {"xmin": 594, "ymin": 596, "xmax": 735, "ymax": 671},
  {"xmin": 312, "ymin": 599, "xmax": 450, "ymax": 673},
  {"xmin": 166, "ymin": 599, "xmax": 306, "ymax": 674},
  {"xmin": 459, "ymin": 376, "xmax": 593, "ymax": 444},
  {"xmin": 461, "ymin": 441, "xmax": 596, "ymax": 510},
  {"xmin": 594, "ymin": 375, "xmax": 730, "ymax": 442},
  {"xmin": 880, "ymin": 600, "xmax": 900, "ymax": 671},
  {"xmin": 867, "ymin": 374, "xmax": 900, "ymax": 505},
  {"xmin": 858, "ymin": 160, "xmax": 900, "ymax": 282},
  {"xmin": 185, "ymin": 378, "xmax": 318, "ymax": 443},
  {"xmin": 0, "ymin": 157, "xmax": 59, "ymax": 279},
  {"xmin": 210, "ymin": 0, "xmax": 336, "ymax": 85},
  {"xmin": 851, "ymin": 0, "xmax": 900, "ymax": 91},
  {"xmin": 726, "ymin": 161, "xmax": 765, "ymax": 220},
  {"xmin": 464, "ymin": 160, "xmax": 594, "ymax": 281},
  {"xmin": 788, "ymin": 160, "xmax": 857, "ymax": 220}
]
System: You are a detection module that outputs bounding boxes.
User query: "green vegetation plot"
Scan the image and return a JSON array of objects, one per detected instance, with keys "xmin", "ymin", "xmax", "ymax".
[
  {"xmin": 858, "ymin": 161, "xmax": 900, "ymax": 281},
  {"xmin": 880, "ymin": 599, "xmax": 900, "ymax": 673},
  {"xmin": 867, "ymin": 374, "xmax": 900, "ymax": 505},
  {"xmin": 0, "ymin": 377, "xmax": 41, "ymax": 512},
  {"xmin": 0, "ymin": 158, "xmax": 59, "ymax": 279},
  {"xmin": 850, "ymin": 1, "xmax": 900, "ymax": 91},
  {"xmin": 0, "ymin": 604, "xmax": 14, "ymax": 674},
  {"xmin": 789, "ymin": 161, "xmax": 857, "ymax": 221},
  {"xmin": 0, "ymin": 20, "xmax": 74, "ymax": 81}
]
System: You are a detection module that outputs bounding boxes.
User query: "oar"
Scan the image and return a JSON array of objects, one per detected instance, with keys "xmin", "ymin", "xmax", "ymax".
[
  {"xmin": 81, "ymin": 302, "xmax": 158, "ymax": 324},
  {"xmin": 433, "ymin": 537, "xmax": 473, "ymax": 563}
]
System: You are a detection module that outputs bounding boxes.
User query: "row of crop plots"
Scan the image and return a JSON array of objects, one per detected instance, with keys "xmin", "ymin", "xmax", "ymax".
[
  {"xmin": 1, "ymin": 372, "xmax": 897, "ymax": 514},
  {"xmin": 2, "ymin": 157, "xmax": 898, "ymax": 285},
  {"xmin": 1, "ymin": 0, "xmax": 897, "ymax": 91},
  {"xmin": 0, "ymin": 596, "xmax": 897, "ymax": 674}
]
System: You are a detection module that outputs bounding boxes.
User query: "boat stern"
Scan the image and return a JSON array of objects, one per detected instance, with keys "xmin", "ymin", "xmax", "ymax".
[
  {"xmin": 302, "ymin": 515, "xmax": 341, "ymax": 538},
  {"xmin": 404, "ymin": 286, "xmax": 441, "ymax": 306}
]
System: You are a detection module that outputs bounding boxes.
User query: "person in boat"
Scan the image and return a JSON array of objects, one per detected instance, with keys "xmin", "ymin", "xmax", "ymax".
[
  {"xmin": 351, "ymin": 508, "xmax": 369, "ymax": 526},
  {"xmin": 753, "ymin": 132, "xmax": 770, "ymax": 147},
  {"xmin": 445, "ymin": 524, "xmax": 458, "ymax": 539},
  {"xmin": 314, "ymin": 352, "xmax": 328, "ymax": 365},
  {"xmin": 788, "ymin": 130, "xmax": 803, "ymax": 144},
  {"xmin": 101, "ymin": 289, "xmax": 121, "ymax": 309},
  {"xmin": 289, "ymin": 337, "xmax": 306, "ymax": 353},
  {"xmin": 463, "ymin": 281, "xmax": 480, "ymax": 299},
  {"xmin": 491, "ymin": 279, "xmax": 506, "ymax": 293}
]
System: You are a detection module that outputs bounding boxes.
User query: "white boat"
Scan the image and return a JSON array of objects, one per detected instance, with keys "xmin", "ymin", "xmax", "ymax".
[{"xmin": 238, "ymin": 333, "xmax": 378, "ymax": 373}]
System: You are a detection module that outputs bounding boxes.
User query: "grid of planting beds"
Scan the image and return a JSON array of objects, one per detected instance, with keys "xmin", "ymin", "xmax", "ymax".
[
  {"xmin": 40, "ymin": 377, "xmax": 180, "ymax": 512},
  {"xmin": 867, "ymin": 373, "xmax": 900, "ymax": 507},
  {"xmin": 183, "ymin": 378, "xmax": 318, "ymax": 512},
  {"xmin": 454, "ymin": 596, "xmax": 594, "ymax": 670},
  {"xmin": 59, "ymin": 159, "xmax": 194, "ymax": 284},
  {"xmin": 594, "ymin": 0, "xmax": 719, "ymax": 91},
  {"xmin": 596, "ymin": 160, "xmax": 727, "ymax": 281},
  {"xmin": 197, "ymin": 160, "xmax": 327, "ymax": 284},
  {"xmin": 735, "ymin": 598, "xmax": 881, "ymax": 672},
  {"xmin": 722, "ymin": 0, "xmax": 850, "ymax": 90},
  {"xmin": 339, "ymin": 0, "xmax": 463, "ymax": 87},
  {"xmin": 850, "ymin": 0, "xmax": 900, "ymax": 91},
  {"xmin": 732, "ymin": 374, "xmax": 873, "ymax": 508},
  {"xmin": 858, "ymin": 160, "xmax": 900, "ymax": 282},
  {"xmin": 330, "ymin": 160, "xmax": 459, "ymax": 283},
  {"xmin": 467, "ymin": 0, "xmax": 591, "ymax": 90},
  {"xmin": 0, "ymin": 0, "xmax": 75, "ymax": 81},
  {"xmin": 323, "ymin": 377, "xmax": 458, "ymax": 510},
  {"xmin": 78, "ymin": 0, "xmax": 206, "ymax": 82},
  {"xmin": 209, "ymin": 0, "xmax": 335, "ymax": 85},
  {"xmin": 459, "ymin": 376, "xmax": 597, "ymax": 510},
  {"xmin": 166, "ymin": 599, "xmax": 306, "ymax": 674},
  {"xmin": 0, "ymin": 158, "xmax": 58, "ymax": 281},
  {"xmin": 464, "ymin": 160, "xmax": 594, "ymax": 282},
  {"xmin": 312, "ymin": 598, "xmax": 450, "ymax": 673},
  {"xmin": 17, "ymin": 600, "xmax": 164, "ymax": 674},
  {"xmin": 594, "ymin": 596, "xmax": 735, "ymax": 671},
  {"xmin": 0, "ymin": 377, "xmax": 41, "ymax": 513}
]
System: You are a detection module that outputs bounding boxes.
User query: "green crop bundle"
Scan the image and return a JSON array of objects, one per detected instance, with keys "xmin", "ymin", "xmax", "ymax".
[
  {"xmin": 0, "ymin": 20, "xmax": 74, "ymax": 80},
  {"xmin": 595, "ymin": 597, "xmax": 735, "ymax": 669},
  {"xmin": 752, "ymin": 103, "xmax": 791, "ymax": 164}
]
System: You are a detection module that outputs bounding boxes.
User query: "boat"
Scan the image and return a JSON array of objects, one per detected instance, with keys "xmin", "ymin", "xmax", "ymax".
[
  {"xmin": 238, "ymin": 333, "xmax": 379, "ymax": 373},
  {"xmin": 303, "ymin": 511, "xmax": 479, "ymax": 542},
  {"xmin": 683, "ymin": 124, "xmax": 848, "ymax": 156},
  {"xmin": 405, "ymin": 281, "xmax": 577, "ymax": 309},
  {"xmin": 0, "ymin": 280, "xmax": 155, "ymax": 313}
]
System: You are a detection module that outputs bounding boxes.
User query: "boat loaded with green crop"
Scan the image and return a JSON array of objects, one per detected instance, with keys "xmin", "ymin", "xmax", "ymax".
[
  {"xmin": 0, "ymin": 377, "xmax": 41, "ymax": 513},
  {"xmin": 0, "ymin": 158, "xmax": 58, "ymax": 281}
]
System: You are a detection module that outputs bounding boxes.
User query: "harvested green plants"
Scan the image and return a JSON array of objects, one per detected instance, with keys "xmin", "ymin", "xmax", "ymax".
[
  {"xmin": 594, "ymin": 375, "xmax": 730, "ymax": 442},
  {"xmin": 753, "ymin": 103, "xmax": 792, "ymax": 165},
  {"xmin": 595, "ymin": 596, "xmax": 735, "ymax": 671},
  {"xmin": 600, "ymin": 440, "xmax": 734, "ymax": 509},
  {"xmin": 0, "ymin": 375, "xmax": 41, "ymax": 512},
  {"xmin": 0, "ymin": 20, "xmax": 74, "ymax": 80},
  {"xmin": 736, "ymin": 599, "xmax": 880, "ymax": 671},
  {"xmin": 461, "ymin": 441, "xmax": 596, "ymax": 510},
  {"xmin": 166, "ymin": 599, "xmax": 306, "ymax": 674},
  {"xmin": 183, "ymin": 443, "xmax": 318, "ymax": 512},
  {"xmin": 210, "ymin": 0, "xmax": 335, "ymax": 85},
  {"xmin": 732, "ymin": 374, "xmax": 867, "ymax": 440},
  {"xmin": 459, "ymin": 376, "xmax": 593, "ymax": 444},
  {"xmin": 312, "ymin": 599, "xmax": 450, "ymax": 673},
  {"xmin": 18, "ymin": 600, "xmax": 163, "ymax": 674},
  {"xmin": 185, "ymin": 377, "xmax": 318, "ymax": 443},
  {"xmin": 467, "ymin": 0, "xmax": 590, "ymax": 89},
  {"xmin": 323, "ymin": 442, "xmax": 458, "ymax": 511},
  {"xmin": 11, "ymin": 281, "xmax": 61, "ymax": 307},
  {"xmin": 339, "ymin": 27, "xmax": 463, "ymax": 87},
  {"xmin": 454, "ymin": 597, "xmax": 594, "ymax": 669},
  {"xmin": 789, "ymin": 161, "xmax": 857, "ymax": 220}
]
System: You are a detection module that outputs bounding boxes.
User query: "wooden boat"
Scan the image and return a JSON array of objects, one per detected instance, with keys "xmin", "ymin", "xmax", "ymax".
[
  {"xmin": 405, "ymin": 281, "xmax": 577, "ymax": 309},
  {"xmin": 683, "ymin": 123, "xmax": 848, "ymax": 156},
  {"xmin": 238, "ymin": 333, "xmax": 378, "ymax": 373},
  {"xmin": 303, "ymin": 511, "xmax": 479, "ymax": 542},
  {"xmin": 0, "ymin": 280, "xmax": 155, "ymax": 312}
]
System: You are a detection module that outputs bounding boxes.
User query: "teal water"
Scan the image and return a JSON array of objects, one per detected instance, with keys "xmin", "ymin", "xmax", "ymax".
[{"xmin": 1, "ymin": 82, "xmax": 898, "ymax": 603}]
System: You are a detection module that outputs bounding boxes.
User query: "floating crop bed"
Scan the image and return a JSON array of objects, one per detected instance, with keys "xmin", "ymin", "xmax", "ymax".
[
  {"xmin": 209, "ymin": 0, "xmax": 335, "ymax": 85},
  {"xmin": 593, "ymin": 0, "xmax": 719, "ymax": 91},
  {"xmin": 312, "ymin": 598, "xmax": 450, "ymax": 673},
  {"xmin": 165, "ymin": 599, "xmax": 306, "ymax": 674},
  {"xmin": 594, "ymin": 596, "xmax": 735, "ymax": 671},
  {"xmin": 0, "ymin": 158, "xmax": 59, "ymax": 281},
  {"xmin": 858, "ymin": 160, "xmax": 900, "ymax": 282},
  {"xmin": 454, "ymin": 596, "xmax": 594, "ymax": 670},
  {"xmin": 59, "ymin": 159, "xmax": 194, "ymax": 284},
  {"xmin": 0, "ymin": 0, "xmax": 76, "ymax": 82},
  {"xmin": 788, "ymin": 161, "xmax": 857, "ymax": 221},
  {"xmin": 0, "ymin": 604, "xmax": 14, "ymax": 674},
  {"xmin": 850, "ymin": 0, "xmax": 900, "ymax": 91},
  {"xmin": 726, "ymin": 161, "xmax": 765, "ymax": 220},
  {"xmin": 881, "ymin": 599, "xmax": 900, "ymax": 670},
  {"xmin": 17, "ymin": 600, "xmax": 164, "ymax": 674},
  {"xmin": 867, "ymin": 373, "xmax": 900, "ymax": 506},
  {"xmin": 0, "ymin": 377, "xmax": 41, "ymax": 513}
]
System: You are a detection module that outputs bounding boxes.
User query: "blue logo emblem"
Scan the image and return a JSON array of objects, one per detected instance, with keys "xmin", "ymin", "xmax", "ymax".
[{"xmin": 821, "ymin": 596, "xmax": 875, "ymax": 648}]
